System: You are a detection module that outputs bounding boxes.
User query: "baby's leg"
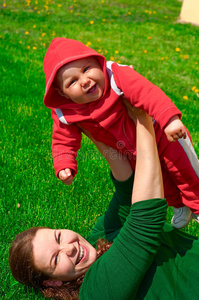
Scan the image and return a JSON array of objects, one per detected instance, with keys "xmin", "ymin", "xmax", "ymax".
[
  {"xmin": 161, "ymin": 133, "xmax": 199, "ymax": 228},
  {"xmin": 162, "ymin": 135, "xmax": 199, "ymax": 212},
  {"xmin": 79, "ymin": 124, "xmax": 133, "ymax": 182}
]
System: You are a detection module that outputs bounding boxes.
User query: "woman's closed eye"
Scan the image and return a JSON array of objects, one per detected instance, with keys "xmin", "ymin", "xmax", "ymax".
[
  {"xmin": 57, "ymin": 232, "xmax": 61, "ymax": 244},
  {"xmin": 54, "ymin": 232, "xmax": 61, "ymax": 266},
  {"xmin": 55, "ymin": 253, "xmax": 59, "ymax": 266}
]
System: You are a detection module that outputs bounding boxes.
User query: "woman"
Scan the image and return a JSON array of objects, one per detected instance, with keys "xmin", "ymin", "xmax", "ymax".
[{"xmin": 9, "ymin": 107, "xmax": 199, "ymax": 300}]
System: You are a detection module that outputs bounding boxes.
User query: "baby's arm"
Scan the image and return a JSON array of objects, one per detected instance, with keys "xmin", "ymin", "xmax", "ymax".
[
  {"xmin": 51, "ymin": 110, "xmax": 82, "ymax": 185},
  {"xmin": 164, "ymin": 115, "xmax": 187, "ymax": 142},
  {"xmin": 58, "ymin": 168, "xmax": 74, "ymax": 185},
  {"xmin": 112, "ymin": 63, "xmax": 183, "ymax": 131}
]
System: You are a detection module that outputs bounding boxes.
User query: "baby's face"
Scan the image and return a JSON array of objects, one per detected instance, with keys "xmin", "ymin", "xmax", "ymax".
[{"xmin": 55, "ymin": 57, "xmax": 105, "ymax": 104}]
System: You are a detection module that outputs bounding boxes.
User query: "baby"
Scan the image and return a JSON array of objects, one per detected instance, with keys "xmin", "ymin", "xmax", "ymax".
[{"xmin": 43, "ymin": 38, "xmax": 199, "ymax": 228}]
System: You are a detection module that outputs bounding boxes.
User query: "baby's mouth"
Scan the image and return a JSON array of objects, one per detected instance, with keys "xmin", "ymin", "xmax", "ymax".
[{"xmin": 87, "ymin": 84, "xmax": 97, "ymax": 94}]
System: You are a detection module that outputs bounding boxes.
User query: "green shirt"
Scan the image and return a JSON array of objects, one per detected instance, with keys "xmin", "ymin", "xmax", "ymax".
[{"xmin": 79, "ymin": 174, "xmax": 199, "ymax": 300}]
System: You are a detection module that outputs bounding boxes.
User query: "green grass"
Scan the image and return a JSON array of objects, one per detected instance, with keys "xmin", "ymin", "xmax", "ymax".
[{"xmin": 0, "ymin": 0, "xmax": 199, "ymax": 299}]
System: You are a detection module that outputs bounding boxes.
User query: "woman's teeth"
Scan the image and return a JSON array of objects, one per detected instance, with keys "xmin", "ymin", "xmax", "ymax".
[{"xmin": 76, "ymin": 245, "xmax": 84, "ymax": 265}]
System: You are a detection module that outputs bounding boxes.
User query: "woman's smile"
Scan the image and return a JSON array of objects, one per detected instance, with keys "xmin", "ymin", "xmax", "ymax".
[
  {"xmin": 76, "ymin": 244, "xmax": 87, "ymax": 265},
  {"xmin": 32, "ymin": 229, "xmax": 97, "ymax": 281}
]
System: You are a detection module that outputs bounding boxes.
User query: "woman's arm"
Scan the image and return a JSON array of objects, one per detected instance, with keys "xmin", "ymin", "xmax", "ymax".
[
  {"xmin": 127, "ymin": 104, "xmax": 164, "ymax": 203},
  {"xmin": 81, "ymin": 105, "xmax": 167, "ymax": 300},
  {"xmin": 81, "ymin": 107, "xmax": 167, "ymax": 300}
]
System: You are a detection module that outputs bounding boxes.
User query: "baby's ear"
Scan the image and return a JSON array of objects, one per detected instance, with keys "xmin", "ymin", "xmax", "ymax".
[
  {"xmin": 57, "ymin": 89, "xmax": 69, "ymax": 99},
  {"xmin": 43, "ymin": 279, "xmax": 63, "ymax": 287},
  {"xmin": 57, "ymin": 89, "xmax": 65, "ymax": 97}
]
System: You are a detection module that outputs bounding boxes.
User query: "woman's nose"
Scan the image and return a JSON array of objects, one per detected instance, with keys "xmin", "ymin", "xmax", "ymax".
[{"xmin": 62, "ymin": 243, "xmax": 76, "ymax": 256}]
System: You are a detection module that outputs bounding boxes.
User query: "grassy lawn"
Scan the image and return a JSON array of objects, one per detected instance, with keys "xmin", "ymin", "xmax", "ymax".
[{"xmin": 0, "ymin": 0, "xmax": 199, "ymax": 299}]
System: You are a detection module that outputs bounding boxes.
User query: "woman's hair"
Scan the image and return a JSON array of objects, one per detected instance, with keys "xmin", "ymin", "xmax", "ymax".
[
  {"xmin": 9, "ymin": 227, "xmax": 49, "ymax": 288},
  {"xmin": 9, "ymin": 227, "xmax": 112, "ymax": 300}
]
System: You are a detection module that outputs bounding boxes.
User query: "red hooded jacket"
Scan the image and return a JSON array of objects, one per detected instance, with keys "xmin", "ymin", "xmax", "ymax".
[{"xmin": 43, "ymin": 38, "xmax": 199, "ymax": 212}]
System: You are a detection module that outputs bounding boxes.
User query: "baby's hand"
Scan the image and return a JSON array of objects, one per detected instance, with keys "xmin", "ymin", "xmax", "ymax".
[
  {"xmin": 58, "ymin": 168, "xmax": 74, "ymax": 185},
  {"xmin": 164, "ymin": 115, "xmax": 187, "ymax": 142}
]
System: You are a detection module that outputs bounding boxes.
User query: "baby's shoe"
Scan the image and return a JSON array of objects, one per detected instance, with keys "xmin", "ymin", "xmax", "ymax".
[
  {"xmin": 171, "ymin": 206, "xmax": 192, "ymax": 229},
  {"xmin": 192, "ymin": 213, "xmax": 199, "ymax": 224}
]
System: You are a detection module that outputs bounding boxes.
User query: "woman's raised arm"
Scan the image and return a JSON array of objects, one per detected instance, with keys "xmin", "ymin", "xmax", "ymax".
[{"xmin": 123, "ymin": 100, "xmax": 164, "ymax": 203}]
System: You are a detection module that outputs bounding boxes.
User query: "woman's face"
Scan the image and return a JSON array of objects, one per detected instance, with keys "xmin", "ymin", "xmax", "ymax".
[{"xmin": 32, "ymin": 228, "xmax": 97, "ymax": 281}]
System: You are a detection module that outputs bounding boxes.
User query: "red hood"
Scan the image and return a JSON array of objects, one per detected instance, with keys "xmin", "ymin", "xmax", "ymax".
[{"xmin": 43, "ymin": 37, "xmax": 109, "ymax": 109}]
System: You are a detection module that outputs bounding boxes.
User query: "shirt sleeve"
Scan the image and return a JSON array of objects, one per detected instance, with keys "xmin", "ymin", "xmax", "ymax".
[
  {"xmin": 51, "ymin": 109, "xmax": 82, "ymax": 177},
  {"xmin": 112, "ymin": 63, "xmax": 182, "ymax": 130},
  {"xmin": 80, "ymin": 198, "xmax": 167, "ymax": 300}
]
